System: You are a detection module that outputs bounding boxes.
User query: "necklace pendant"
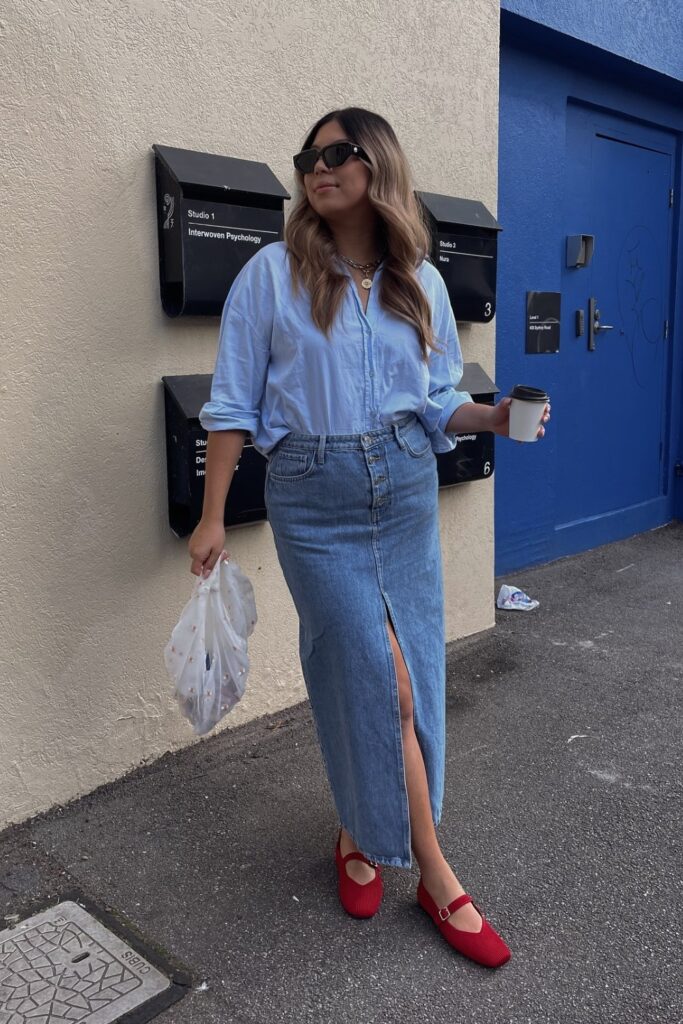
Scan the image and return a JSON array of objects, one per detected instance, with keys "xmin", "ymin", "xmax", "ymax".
[{"xmin": 361, "ymin": 277, "xmax": 373, "ymax": 290}]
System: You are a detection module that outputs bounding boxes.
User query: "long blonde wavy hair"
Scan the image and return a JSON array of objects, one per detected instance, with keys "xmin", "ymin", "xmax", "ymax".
[{"xmin": 284, "ymin": 107, "xmax": 443, "ymax": 364}]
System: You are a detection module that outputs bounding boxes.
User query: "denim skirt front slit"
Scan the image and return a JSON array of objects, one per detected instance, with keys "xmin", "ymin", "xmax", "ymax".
[{"xmin": 264, "ymin": 412, "xmax": 446, "ymax": 869}]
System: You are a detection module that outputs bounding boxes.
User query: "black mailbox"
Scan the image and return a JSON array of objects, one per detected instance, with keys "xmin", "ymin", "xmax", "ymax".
[
  {"xmin": 162, "ymin": 374, "xmax": 267, "ymax": 538},
  {"xmin": 153, "ymin": 144, "xmax": 290, "ymax": 317},
  {"xmin": 436, "ymin": 363, "xmax": 499, "ymax": 486},
  {"xmin": 417, "ymin": 192, "xmax": 502, "ymax": 323}
]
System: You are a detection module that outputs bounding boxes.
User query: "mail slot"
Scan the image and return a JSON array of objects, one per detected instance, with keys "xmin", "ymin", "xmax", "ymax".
[
  {"xmin": 152, "ymin": 144, "xmax": 290, "ymax": 317},
  {"xmin": 417, "ymin": 192, "xmax": 502, "ymax": 323},
  {"xmin": 436, "ymin": 363, "xmax": 499, "ymax": 486}
]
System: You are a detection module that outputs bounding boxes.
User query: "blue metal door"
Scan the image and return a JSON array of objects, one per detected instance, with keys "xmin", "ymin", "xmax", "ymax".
[
  {"xmin": 553, "ymin": 103, "xmax": 674, "ymax": 556},
  {"xmin": 495, "ymin": 90, "xmax": 677, "ymax": 574}
]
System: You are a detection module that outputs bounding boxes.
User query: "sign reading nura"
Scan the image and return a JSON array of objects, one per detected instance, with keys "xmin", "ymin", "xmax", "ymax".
[{"xmin": 153, "ymin": 144, "xmax": 290, "ymax": 316}]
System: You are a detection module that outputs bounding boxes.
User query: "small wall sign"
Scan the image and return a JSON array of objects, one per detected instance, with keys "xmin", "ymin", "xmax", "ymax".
[{"xmin": 526, "ymin": 291, "xmax": 561, "ymax": 354}]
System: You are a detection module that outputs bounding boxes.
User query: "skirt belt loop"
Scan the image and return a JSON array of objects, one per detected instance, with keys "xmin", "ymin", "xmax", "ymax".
[
  {"xmin": 316, "ymin": 433, "xmax": 326, "ymax": 463},
  {"xmin": 393, "ymin": 422, "xmax": 406, "ymax": 450}
]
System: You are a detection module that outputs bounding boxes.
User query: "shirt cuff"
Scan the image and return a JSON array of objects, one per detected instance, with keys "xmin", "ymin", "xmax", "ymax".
[
  {"xmin": 424, "ymin": 390, "xmax": 474, "ymax": 453},
  {"xmin": 437, "ymin": 390, "xmax": 475, "ymax": 436},
  {"xmin": 198, "ymin": 401, "xmax": 257, "ymax": 435}
]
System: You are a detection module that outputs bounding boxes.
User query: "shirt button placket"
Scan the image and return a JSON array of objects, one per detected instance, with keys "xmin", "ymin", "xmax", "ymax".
[{"xmin": 366, "ymin": 327, "xmax": 377, "ymax": 424}]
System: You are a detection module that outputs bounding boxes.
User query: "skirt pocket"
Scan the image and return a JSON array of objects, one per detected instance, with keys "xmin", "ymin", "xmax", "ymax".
[
  {"xmin": 401, "ymin": 420, "xmax": 432, "ymax": 458},
  {"xmin": 268, "ymin": 448, "xmax": 318, "ymax": 482}
]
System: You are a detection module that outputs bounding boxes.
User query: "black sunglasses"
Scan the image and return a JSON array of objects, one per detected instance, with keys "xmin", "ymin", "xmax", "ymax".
[{"xmin": 293, "ymin": 140, "xmax": 370, "ymax": 175}]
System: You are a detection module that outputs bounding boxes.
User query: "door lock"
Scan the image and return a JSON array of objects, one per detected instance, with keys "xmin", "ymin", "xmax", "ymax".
[{"xmin": 588, "ymin": 297, "xmax": 614, "ymax": 351}]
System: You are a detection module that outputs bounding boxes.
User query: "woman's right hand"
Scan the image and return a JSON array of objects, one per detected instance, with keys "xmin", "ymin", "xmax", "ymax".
[{"xmin": 188, "ymin": 518, "xmax": 230, "ymax": 577}]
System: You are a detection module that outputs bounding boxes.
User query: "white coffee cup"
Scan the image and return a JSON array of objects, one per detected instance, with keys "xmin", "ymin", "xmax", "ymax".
[{"xmin": 508, "ymin": 385, "xmax": 549, "ymax": 442}]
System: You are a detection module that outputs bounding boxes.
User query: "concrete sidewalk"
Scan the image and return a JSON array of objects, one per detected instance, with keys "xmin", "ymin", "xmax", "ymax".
[{"xmin": 2, "ymin": 523, "xmax": 681, "ymax": 1024}]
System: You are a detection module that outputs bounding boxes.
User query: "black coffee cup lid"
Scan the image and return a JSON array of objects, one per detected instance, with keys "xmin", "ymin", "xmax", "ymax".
[{"xmin": 510, "ymin": 384, "xmax": 549, "ymax": 402}]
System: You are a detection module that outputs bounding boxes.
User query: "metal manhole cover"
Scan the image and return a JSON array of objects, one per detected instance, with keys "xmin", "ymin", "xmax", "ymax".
[{"xmin": 0, "ymin": 899, "xmax": 172, "ymax": 1023}]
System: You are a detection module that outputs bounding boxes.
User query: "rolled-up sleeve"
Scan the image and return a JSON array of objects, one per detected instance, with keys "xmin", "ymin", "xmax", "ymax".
[
  {"xmin": 420, "ymin": 273, "xmax": 474, "ymax": 453},
  {"xmin": 198, "ymin": 250, "xmax": 274, "ymax": 435}
]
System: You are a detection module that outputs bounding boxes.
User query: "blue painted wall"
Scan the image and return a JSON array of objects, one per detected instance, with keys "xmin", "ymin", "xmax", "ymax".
[
  {"xmin": 495, "ymin": 13, "xmax": 683, "ymax": 569},
  {"xmin": 501, "ymin": 0, "xmax": 682, "ymax": 82}
]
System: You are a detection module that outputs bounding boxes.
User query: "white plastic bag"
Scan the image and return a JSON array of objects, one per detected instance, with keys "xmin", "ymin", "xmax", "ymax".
[
  {"xmin": 496, "ymin": 583, "xmax": 539, "ymax": 611},
  {"xmin": 164, "ymin": 555, "xmax": 257, "ymax": 735}
]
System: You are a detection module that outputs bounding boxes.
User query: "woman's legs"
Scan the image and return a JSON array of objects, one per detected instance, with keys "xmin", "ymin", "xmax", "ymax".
[
  {"xmin": 339, "ymin": 616, "xmax": 482, "ymax": 930},
  {"xmin": 384, "ymin": 616, "xmax": 483, "ymax": 932}
]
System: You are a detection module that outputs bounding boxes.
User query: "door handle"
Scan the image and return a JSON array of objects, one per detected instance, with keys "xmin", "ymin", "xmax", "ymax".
[{"xmin": 588, "ymin": 297, "xmax": 614, "ymax": 351}]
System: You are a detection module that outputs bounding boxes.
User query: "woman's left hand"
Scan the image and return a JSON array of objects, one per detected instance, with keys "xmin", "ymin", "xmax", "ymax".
[{"xmin": 489, "ymin": 398, "xmax": 551, "ymax": 439}]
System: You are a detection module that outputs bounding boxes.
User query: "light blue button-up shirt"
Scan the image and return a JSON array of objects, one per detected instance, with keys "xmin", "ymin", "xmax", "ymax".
[{"xmin": 198, "ymin": 240, "xmax": 473, "ymax": 458}]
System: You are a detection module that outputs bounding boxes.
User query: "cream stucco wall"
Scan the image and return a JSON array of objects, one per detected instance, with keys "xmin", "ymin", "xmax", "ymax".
[{"xmin": 0, "ymin": 0, "xmax": 500, "ymax": 831}]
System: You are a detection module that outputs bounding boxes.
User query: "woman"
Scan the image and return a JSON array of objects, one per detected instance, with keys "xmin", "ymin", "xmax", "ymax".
[{"xmin": 189, "ymin": 107, "xmax": 550, "ymax": 969}]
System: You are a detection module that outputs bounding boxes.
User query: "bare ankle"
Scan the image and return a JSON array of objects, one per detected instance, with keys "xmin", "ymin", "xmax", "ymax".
[
  {"xmin": 415, "ymin": 852, "xmax": 451, "ymax": 881},
  {"xmin": 339, "ymin": 826, "xmax": 362, "ymax": 856}
]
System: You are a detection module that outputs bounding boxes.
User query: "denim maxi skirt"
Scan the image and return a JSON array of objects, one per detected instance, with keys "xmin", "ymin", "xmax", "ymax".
[{"xmin": 264, "ymin": 412, "xmax": 446, "ymax": 869}]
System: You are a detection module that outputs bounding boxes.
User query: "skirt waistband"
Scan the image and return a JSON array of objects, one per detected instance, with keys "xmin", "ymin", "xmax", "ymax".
[{"xmin": 273, "ymin": 412, "xmax": 419, "ymax": 456}]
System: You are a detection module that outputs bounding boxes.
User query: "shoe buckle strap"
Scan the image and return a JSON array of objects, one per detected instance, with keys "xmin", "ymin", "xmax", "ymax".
[
  {"xmin": 344, "ymin": 850, "xmax": 380, "ymax": 870},
  {"xmin": 438, "ymin": 893, "xmax": 472, "ymax": 920}
]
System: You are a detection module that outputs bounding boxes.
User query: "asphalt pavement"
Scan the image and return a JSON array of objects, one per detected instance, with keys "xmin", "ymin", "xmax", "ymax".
[{"xmin": 1, "ymin": 521, "xmax": 681, "ymax": 1024}]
